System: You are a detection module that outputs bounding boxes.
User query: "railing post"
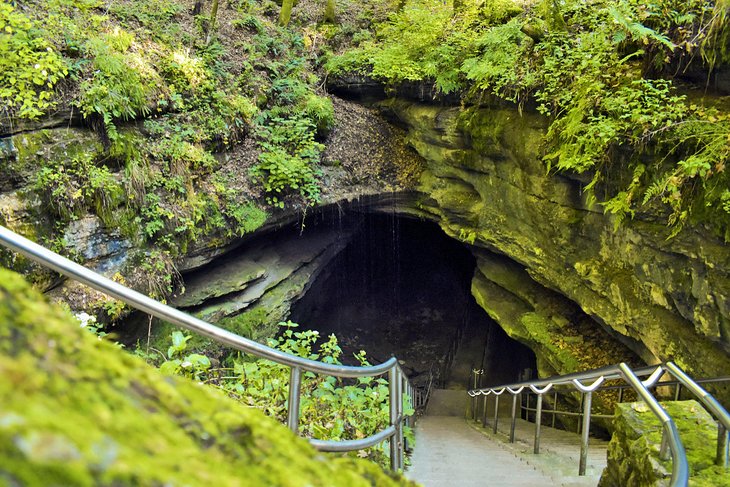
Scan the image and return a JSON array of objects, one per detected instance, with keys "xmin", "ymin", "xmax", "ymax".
[
  {"xmin": 659, "ymin": 429, "xmax": 670, "ymax": 461},
  {"xmin": 534, "ymin": 393, "xmax": 543, "ymax": 454},
  {"xmin": 397, "ymin": 369, "xmax": 404, "ymax": 470},
  {"xmin": 717, "ymin": 423, "xmax": 728, "ymax": 468},
  {"xmin": 471, "ymin": 370, "xmax": 479, "ymax": 420},
  {"xmin": 482, "ymin": 394, "xmax": 489, "ymax": 427},
  {"xmin": 287, "ymin": 366, "xmax": 302, "ymax": 433},
  {"xmin": 577, "ymin": 392, "xmax": 584, "ymax": 434},
  {"xmin": 510, "ymin": 392, "xmax": 518, "ymax": 443},
  {"xmin": 579, "ymin": 391, "xmax": 593, "ymax": 476},
  {"xmin": 552, "ymin": 392, "xmax": 558, "ymax": 428},
  {"xmin": 493, "ymin": 394, "xmax": 499, "ymax": 434},
  {"xmin": 389, "ymin": 367, "xmax": 399, "ymax": 471}
]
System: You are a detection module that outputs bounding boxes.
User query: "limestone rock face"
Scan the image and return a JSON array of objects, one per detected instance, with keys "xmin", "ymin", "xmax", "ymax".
[
  {"xmin": 470, "ymin": 249, "xmax": 641, "ymax": 379},
  {"xmin": 0, "ymin": 267, "xmax": 411, "ymax": 486},
  {"xmin": 381, "ymin": 99, "xmax": 730, "ymax": 381},
  {"xmin": 162, "ymin": 223, "xmax": 356, "ymax": 346}
]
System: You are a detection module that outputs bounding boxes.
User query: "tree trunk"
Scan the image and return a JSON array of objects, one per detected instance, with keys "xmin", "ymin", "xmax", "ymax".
[
  {"xmin": 206, "ymin": 0, "xmax": 219, "ymax": 45},
  {"xmin": 324, "ymin": 0, "xmax": 335, "ymax": 23},
  {"xmin": 279, "ymin": 0, "xmax": 294, "ymax": 26}
]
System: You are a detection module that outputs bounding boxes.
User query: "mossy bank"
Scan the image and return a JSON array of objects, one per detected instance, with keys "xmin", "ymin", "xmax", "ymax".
[{"xmin": 0, "ymin": 267, "xmax": 412, "ymax": 486}]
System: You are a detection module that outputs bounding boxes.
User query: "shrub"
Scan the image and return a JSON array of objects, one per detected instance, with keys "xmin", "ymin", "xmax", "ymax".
[
  {"xmin": 34, "ymin": 153, "xmax": 124, "ymax": 223},
  {"xmin": 252, "ymin": 116, "xmax": 323, "ymax": 207},
  {"xmin": 158, "ymin": 322, "xmax": 415, "ymax": 467},
  {"xmin": 77, "ymin": 30, "xmax": 161, "ymax": 141},
  {"xmin": 0, "ymin": 4, "xmax": 67, "ymax": 119}
]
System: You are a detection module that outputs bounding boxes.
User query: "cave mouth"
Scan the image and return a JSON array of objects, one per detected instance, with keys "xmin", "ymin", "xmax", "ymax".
[{"xmin": 290, "ymin": 210, "xmax": 536, "ymax": 390}]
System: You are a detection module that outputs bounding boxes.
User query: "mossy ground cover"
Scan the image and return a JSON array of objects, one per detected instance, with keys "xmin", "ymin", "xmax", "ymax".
[{"xmin": 0, "ymin": 267, "xmax": 412, "ymax": 486}]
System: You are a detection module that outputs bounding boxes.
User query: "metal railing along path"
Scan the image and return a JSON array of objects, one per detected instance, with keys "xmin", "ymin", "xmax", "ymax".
[
  {"xmin": 468, "ymin": 363, "xmax": 730, "ymax": 486},
  {"xmin": 0, "ymin": 225, "xmax": 413, "ymax": 471}
]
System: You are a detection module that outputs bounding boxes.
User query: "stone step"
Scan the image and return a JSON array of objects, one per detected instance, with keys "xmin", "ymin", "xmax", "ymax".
[
  {"xmin": 467, "ymin": 417, "xmax": 608, "ymax": 485},
  {"xmin": 407, "ymin": 416, "xmax": 562, "ymax": 486},
  {"xmin": 425, "ymin": 389, "xmax": 468, "ymax": 416}
]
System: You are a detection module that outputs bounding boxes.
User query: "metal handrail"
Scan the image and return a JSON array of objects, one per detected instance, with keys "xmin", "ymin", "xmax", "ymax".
[
  {"xmin": 0, "ymin": 225, "xmax": 411, "ymax": 471},
  {"xmin": 518, "ymin": 375, "xmax": 730, "ymax": 422},
  {"xmin": 468, "ymin": 363, "xmax": 700, "ymax": 486},
  {"xmin": 470, "ymin": 362, "xmax": 730, "ymax": 484}
]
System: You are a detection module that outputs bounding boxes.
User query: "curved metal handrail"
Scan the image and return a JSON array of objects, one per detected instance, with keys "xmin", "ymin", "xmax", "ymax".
[
  {"xmin": 468, "ymin": 362, "xmax": 695, "ymax": 486},
  {"xmin": 310, "ymin": 426, "xmax": 397, "ymax": 452},
  {"xmin": 618, "ymin": 363, "xmax": 688, "ymax": 485},
  {"xmin": 663, "ymin": 362, "xmax": 730, "ymax": 433},
  {"xmin": 0, "ymin": 226, "xmax": 392, "ymax": 377},
  {"xmin": 0, "ymin": 225, "xmax": 410, "ymax": 470}
]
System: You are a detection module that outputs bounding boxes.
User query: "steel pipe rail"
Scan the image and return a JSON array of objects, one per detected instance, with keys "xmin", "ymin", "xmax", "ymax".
[
  {"xmin": 0, "ymin": 226, "xmax": 393, "ymax": 378},
  {"xmin": 466, "ymin": 362, "xmax": 716, "ymax": 486},
  {"xmin": 472, "ymin": 361, "xmax": 730, "ymax": 474},
  {"xmin": 0, "ymin": 225, "xmax": 413, "ymax": 470},
  {"xmin": 664, "ymin": 362, "xmax": 730, "ymax": 433},
  {"xmin": 310, "ymin": 426, "xmax": 397, "ymax": 452},
  {"xmin": 467, "ymin": 363, "xmax": 665, "ymax": 397},
  {"xmin": 618, "ymin": 364, "xmax": 688, "ymax": 485},
  {"xmin": 468, "ymin": 361, "xmax": 730, "ymax": 484}
]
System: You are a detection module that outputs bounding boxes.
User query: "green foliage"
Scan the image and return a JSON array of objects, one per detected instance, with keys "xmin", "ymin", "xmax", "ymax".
[
  {"xmin": 300, "ymin": 93, "xmax": 335, "ymax": 136},
  {"xmin": 331, "ymin": 0, "xmax": 730, "ymax": 238},
  {"xmin": 160, "ymin": 322, "xmax": 414, "ymax": 467},
  {"xmin": 132, "ymin": 248, "xmax": 179, "ymax": 299},
  {"xmin": 0, "ymin": 4, "xmax": 67, "ymax": 119},
  {"xmin": 108, "ymin": 0, "xmax": 183, "ymax": 42},
  {"xmin": 77, "ymin": 30, "xmax": 161, "ymax": 141},
  {"xmin": 461, "ymin": 19, "xmax": 535, "ymax": 102},
  {"xmin": 34, "ymin": 152, "xmax": 124, "ymax": 224},
  {"xmin": 232, "ymin": 14, "xmax": 264, "ymax": 34},
  {"xmin": 252, "ymin": 115, "xmax": 324, "ymax": 207},
  {"xmin": 213, "ymin": 179, "xmax": 269, "ymax": 237},
  {"xmin": 159, "ymin": 331, "xmax": 212, "ymax": 380}
]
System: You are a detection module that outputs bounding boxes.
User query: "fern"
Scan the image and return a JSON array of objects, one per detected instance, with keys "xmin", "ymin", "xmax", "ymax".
[{"xmin": 607, "ymin": 4, "xmax": 675, "ymax": 50}]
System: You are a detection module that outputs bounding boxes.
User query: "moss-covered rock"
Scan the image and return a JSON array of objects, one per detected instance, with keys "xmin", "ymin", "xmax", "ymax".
[
  {"xmin": 599, "ymin": 400, "xmax": 730, "ymax": 487},
  {"xmin": 470, "ymin": 250, "xmax": 641, "ymax": 379},
  {"xmin": 382, "ymin": 99, "xmax": 730, "ymax": 392},
  {"xmin": 0, "ymin": 267, "xmax": 411, "ymax": 486}
]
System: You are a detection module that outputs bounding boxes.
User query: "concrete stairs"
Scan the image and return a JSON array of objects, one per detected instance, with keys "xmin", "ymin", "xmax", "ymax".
[{"xmin": 406, "ymin": 389, "xmax": 608, "ymax": 487}]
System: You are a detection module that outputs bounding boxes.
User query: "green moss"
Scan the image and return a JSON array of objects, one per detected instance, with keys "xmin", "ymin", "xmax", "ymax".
[
  {"xmin": 0, "ymin": 268, "xmax": 411, "ymax": 486},
  {"xmin": 218, "ymin": 307, "xmax": 274, "ymax": 342},
  {"xmin": 601, "ymin": 401, "xmax": 730, "ymax": 487},
  {"xmin": 519, "ymin": 312, "xmax": 581, "ymax": 371}
]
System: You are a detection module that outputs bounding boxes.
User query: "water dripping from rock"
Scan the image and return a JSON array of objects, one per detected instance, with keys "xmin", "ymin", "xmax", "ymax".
[{"xmin": 289, "ymin": 211, "xmax": 536, "ymax": 391}]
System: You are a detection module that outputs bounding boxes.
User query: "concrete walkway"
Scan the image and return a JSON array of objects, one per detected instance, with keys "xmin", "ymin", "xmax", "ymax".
[
  {"xmin": 407, "ymin": 389, "xmax": 607, "ymax": 486},
  {"xmin": 407, "ymin": 415, "xmax": 559, "ymax": 486}
]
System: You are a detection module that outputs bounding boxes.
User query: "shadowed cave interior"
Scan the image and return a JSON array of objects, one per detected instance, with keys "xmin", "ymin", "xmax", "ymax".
[{"xmin": 289, "ymin": 210, "xmax": 537, "ymax": 390}]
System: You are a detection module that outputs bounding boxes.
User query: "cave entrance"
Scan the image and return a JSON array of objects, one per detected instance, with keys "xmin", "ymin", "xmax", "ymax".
[{"xmin": 290, "ymin": 210, "xmax": 536, "ymax": 390}]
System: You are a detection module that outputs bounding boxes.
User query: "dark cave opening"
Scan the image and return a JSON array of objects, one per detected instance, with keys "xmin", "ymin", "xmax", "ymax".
[{"xmin": 290, "ymin": 210, "xmax": 537, "ymax": 390}]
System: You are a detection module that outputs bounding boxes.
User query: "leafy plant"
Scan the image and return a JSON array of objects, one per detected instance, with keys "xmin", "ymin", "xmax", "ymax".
[
  {"xmin": 158, "ymin": 322, "xmax": 415, "ymax": 467},
  {"xmin": 0, "ymin": 4, "xmax": 68, "ymax": 119},
  {"xmin": 34, "ymin": 152, "xmax": 124, "ymax": 223},
  {"xmin": 252, "ymin": 116, "xmax": 323, "ymax": 207},
  {"xmin": 160, "ymin": 330, "xmax": 212, "ymax": 381},
  {"xmin": 77, "ymin": 30, "xmax": 161, "ymax": 141}
]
